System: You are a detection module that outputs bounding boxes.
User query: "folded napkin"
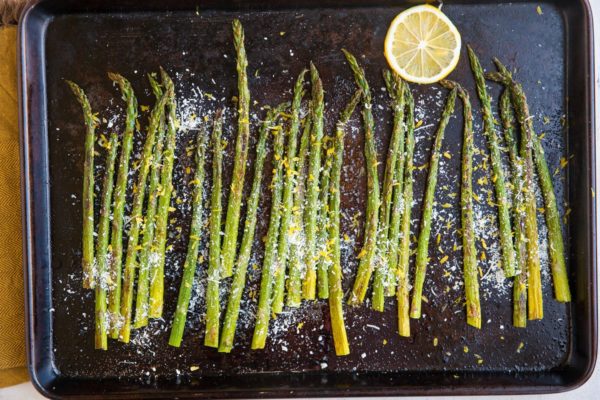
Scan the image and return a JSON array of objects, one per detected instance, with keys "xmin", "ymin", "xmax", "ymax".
[{"xmin": 0, "ymin": 24, "xmax": 28, "ymax": 387}]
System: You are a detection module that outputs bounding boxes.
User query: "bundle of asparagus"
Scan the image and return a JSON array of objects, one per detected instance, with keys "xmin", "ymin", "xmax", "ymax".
[
  {"xmin": 219, "ymin": 106, "xmax": 286, "ymax": 353},
  {"xmin": 468, "ymin": 46, "xmax": 517, "ymax": 280},
  {"xmin": 147, "ymin": 70, "xmax": 180, "ymax": 320},
  {"xmin": 252, "ymin": 103, "xmax": 289, "ymax": 350},
  {"xmin": 498, "ymin": 89, "xmax": 528, "ymax": 328},
  {"xmin": 134, "ymin": 74, "xmax": 168, "ymax": 329},
  {"xmin": 118, "ymin": 73, "xmax": 169, "ymax": 343},
  {"xmin": 372, "ymin": 70, "xmax": 406, "ymax": 312},
  {"xmin": 68, "ymin": 16, "xmax": 572, "ymax": 355},
  {"xmin": 106, "ymin": 73, "xmax": 138, "ymax": 340},
  {"xmin": 221, "ymin": 19, "xmax": 251, "ymax": 279},
  {"xmin": 487, "ymin": 58, "xmax": 571, "ymax": 322},
  {"xmin": 68, "ymin": 68, "xmax": 180, "ymax": 349},
  {"xmin": 271, "ymin": 70, "xmax": 308, "ymax": 314}
]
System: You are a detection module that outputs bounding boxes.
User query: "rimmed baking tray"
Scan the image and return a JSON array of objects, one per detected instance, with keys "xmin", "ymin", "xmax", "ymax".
[{"xmin": 19, "ymin": 0, "xmax": 596, "ymax": 398}]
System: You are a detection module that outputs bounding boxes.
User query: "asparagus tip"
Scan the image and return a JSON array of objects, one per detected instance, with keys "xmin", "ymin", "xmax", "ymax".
[
  {"xmin": 107, "ymin": 71, "xmax": 123, "ymax": 83},
  {"xmin": 232, "ymin": 18, "xmax": 244, "ymax": 41},
  {"xmin": 65, "ymin": 80, "xmax": 88, "ymax": 105},
  {"xmin": 309, "ymin": 61, "xmax": 319, "ymax": 78},
  {"xmin": 65, "ymin": 79, "xmax": 78, "ymax": 91},
  {"xmin": 438, "ymin": 79, "xmax": 454, "ymax": 90}
]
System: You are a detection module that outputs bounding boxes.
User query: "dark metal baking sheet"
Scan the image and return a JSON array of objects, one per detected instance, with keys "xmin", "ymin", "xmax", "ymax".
[{"xmin": 19, "ymin": 0, "xmax": 596, "ymax": 398}]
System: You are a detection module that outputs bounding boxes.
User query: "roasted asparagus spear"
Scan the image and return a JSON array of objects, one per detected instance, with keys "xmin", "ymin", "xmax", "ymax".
[
  {"xmin": 315, "ymin": 134, "xmax": 333, "ymax": 300},
  {"xmin": 489, "ymin": 59, "xmax": 570, "ymax": 304},
  {"xmin": 148, "ymin": 69, "xmax": 177, "ymax": 319},
  {"xmin": 342, "ymin": 49, "xmax": 381, "ymax": 306},
  {"xmin": 440, "ymin": 80, "xmax": 481, "ymax": 329},
  {"xmin": 93, "ymin": 131, "xmax": 119, "ymax": 349},
  {"xmin": 169, "ymin": 126, "xmax": 209, "ymax": 347},
  {"xmin": 410, "ymin": 88, "xmax": 457, "ymax": 319},
  {"xmin": 396, "ymin": 87, "xmax": 415, "ymax": 337},
  {"xmin": 221, "ymin": 19, "xmax": 251, "ymax": 278},
  {"xmin": 328, "ymin": 90, "xmax": 361, "ymax": 356},
  {"xmin": 66, "ymin": 81, "xmax": 97, "ymax": 290},
  {"xmin": 205, "ymin": 111, "xmax": 224, "ymax": 348},
  {"xmin": 302, "ymin": 62, "xmax": 325, "ymax": 300},
  {"xmin": 372, "ymin": 70, "xmax": 405, "ymax": 310}
]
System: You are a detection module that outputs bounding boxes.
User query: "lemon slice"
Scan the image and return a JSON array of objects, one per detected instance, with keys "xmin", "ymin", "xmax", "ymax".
[{"xmin": 384, "ymin": 4, "xmax": 461, "ymax": 84}]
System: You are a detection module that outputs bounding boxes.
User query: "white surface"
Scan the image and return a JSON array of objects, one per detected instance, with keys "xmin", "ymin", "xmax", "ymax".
[{"xmin": 1, "ymin": 0, "xmax": 598, "ymax": 398}]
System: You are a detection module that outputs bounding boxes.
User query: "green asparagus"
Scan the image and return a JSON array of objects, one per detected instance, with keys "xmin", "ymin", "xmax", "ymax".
[
  {"xmin": 272, "ymin": 70, "xmax": 307, "ymax": 314},
  {"xmin": 342, "ymin": 49, "xmax": 381, "ymax": 306},
  {"xmin": 316, "ymin": 134, "xmax": 333, "ymax": 300},
  {"xmin": 328, "ymin": 90, "xmax": 361, "ymax": 356},
  {"xmin": 467, "ymin": 46, "xmax": 517, "ymax": 279},
  {"xmin": 94, "ymin": 131, "xmax": 119, "ymax": 350},
  {"xmin": 252, "ymin": 105, "xmax": 287, "ymax": 350},
  {"xmin": 303, "ymin": 62, "xmax": 325, "ymax": 301},
  {"xmin": 134, "ymin": 74, "xmax": 167, "ymax": 329},
  {"xmin": 252, "ymin": 103, "xmax": 289, "ymax": 349},
  {"xmin": 383, "ymin": 72, "xmax": 407, "ymax": 299},
  {"xmin": 487, "ymin": 62, "xmax": 543, "ymax": 319},
  {"xmin": 491, "ymin": 59, "xmax": 570, "ymax": 303},
  {"xmin": 499, "ymin": 89, "xmax": 528, "ymax": 328},
  {"xmin": 66, "ymin": 81, "xmax": 97, "ymax": 289},
  {"xmin": 148, "ymin": 69, "xmax": 177, "ymax": 319},
  {"xmin": 372, "ymin": 70, "xmax": 405, "ymax": 311},
  {"xmin": 410, "ymin": 88, "xmax": 457, "ymax": 319},
  {"xmin": 286, "ymin": 111, "xmax": 312, "ymax": 307},
  {"xmin": 531, "ymin": 125, "xmax": 571, "ymax": 302},
  {"xmin": 221, "ymin": 19, "xmax": 251, "ymax": 278},
  {"xmin": 119, "ymin": 81, "xmax": 169, "ymax": 343},
  {"xmin": 168, "ymin": 125, "xmax": 209, "ymax": 347},
  {"xmin": 441, "ymin": 80, "xmax": 481, "ymax": 329},
  {"xmin": 396, "ymin": 88, "xmax": 415, "ymax": 337},
  {"xmin": 205, "ymin": 110, "xmax": 224, "ymax": 348}
]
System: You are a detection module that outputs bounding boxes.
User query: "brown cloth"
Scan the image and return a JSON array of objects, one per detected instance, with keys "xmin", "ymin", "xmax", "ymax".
[{"xmin": 0, "ymin": 25, "xmax": 28, "ymax": 387}]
